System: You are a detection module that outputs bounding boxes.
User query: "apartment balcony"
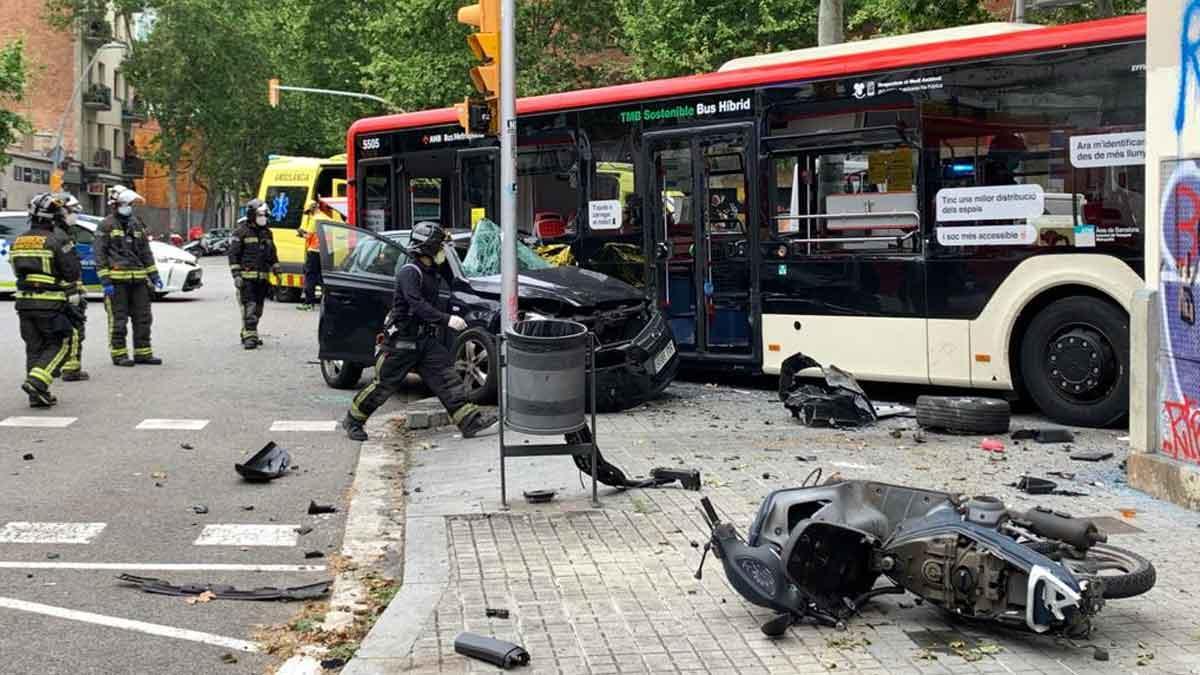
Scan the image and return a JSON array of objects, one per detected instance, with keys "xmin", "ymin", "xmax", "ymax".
[
  {"xmin": 83, "ymin": 84, "xmax": 112, "ymax": 111},
  {"xmin": 122, "ymin": 156, "xmax": 145, "ymax": 178},
  {"xmin": 83, "ymin": 17, "xmax": 114, "ymax": 46},
  {"xmin": 92, "ymin": 149, "xmax": 113, "ymax": 172},
  {"xmin": 122, "ymin": 96, "xmax": 148, "ymax": 123}
]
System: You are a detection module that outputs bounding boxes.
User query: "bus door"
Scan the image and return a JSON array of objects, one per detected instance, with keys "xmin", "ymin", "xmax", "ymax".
[
  {"xmin": 646, "ymin": 124, "xmax": 758, "ymax": 362},
  {"xmin": 458, "ymin": 148, "xmax": 499, "ymax": 229}
]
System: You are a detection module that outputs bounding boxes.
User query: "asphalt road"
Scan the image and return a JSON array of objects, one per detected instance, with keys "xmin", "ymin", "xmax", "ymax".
[{"xmin": 0, "ymin": 258, "xmax": 398, "ymax": 674}]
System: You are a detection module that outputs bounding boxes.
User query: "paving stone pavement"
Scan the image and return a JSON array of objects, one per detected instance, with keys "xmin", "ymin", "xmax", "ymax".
[{"xmin": 372, "ymin": 383, "xmax": 1200, "ymax": 674}]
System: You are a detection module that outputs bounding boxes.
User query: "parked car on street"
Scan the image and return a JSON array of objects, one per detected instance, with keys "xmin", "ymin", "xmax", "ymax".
[
  {"xmin": 0, "ymin": 211, "xmax": 203, "ymax": 298},
  {"xmin": 315, "ymin": 221, "xmax": 679, "ymax": 412}
]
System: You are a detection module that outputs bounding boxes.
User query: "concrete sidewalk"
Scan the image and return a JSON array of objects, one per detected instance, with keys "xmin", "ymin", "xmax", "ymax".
[{"xmin": 346, "ymin": 383, "xmax": 1200, "ymax": 674}]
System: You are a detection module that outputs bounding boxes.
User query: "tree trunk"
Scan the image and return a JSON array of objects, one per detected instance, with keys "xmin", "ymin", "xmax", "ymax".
[
  {"xmin": 818, "ymin": 0, "xmax": 844, "ymax": 47},
  {"xmin": 1095, "ymin": 0, "xmax": 1115, "ymax": 17},
  {"xmin": 167, "ymin": 162, "xmax": 179, "ymax": 238}
]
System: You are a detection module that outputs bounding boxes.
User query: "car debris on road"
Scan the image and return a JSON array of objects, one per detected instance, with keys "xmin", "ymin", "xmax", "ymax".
[{"xmin": 118, "ymin": 574, "xmax": 331, "ymax": 601}]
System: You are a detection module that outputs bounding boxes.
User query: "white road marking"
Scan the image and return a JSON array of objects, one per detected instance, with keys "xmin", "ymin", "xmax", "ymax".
[
  {"xmin": 0, "ymin": 522, "xmax": 106, "ymax": 544},
  {"xmin": 135, "ymin": 419, "xmax": 210, "ymax": 431},
  {"xmin": 0, "ymin": 562, "xmax": 325, "ymax": 572},
  {"xmin": 270, "ymin": 420, "xmax": 338, "ymax": 432},
  {"xmin": 0, "ymin": 596, "xmax": 261, "ymax": 653},
  {"xmin": 194, "ymin": 524, "xmax": 300, "ymax": 547},
  {"xmin": 0, "ymin": 416, "xmax": 77, "ymax": 428}
]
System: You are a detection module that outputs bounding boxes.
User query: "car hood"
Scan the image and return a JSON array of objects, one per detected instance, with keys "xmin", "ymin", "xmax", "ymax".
[
  {"xmin": 464, "ymin": 267, "xmax": 642, "ymax": 308},
  {"xmin": 150, "ymin": 240, "xmax": 197, "ymax": 265}
]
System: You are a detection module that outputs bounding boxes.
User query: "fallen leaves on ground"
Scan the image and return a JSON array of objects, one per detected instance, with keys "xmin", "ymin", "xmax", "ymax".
[{"xmin": 185, "ymin": 591, "xmax": 216, "ymax": 605}]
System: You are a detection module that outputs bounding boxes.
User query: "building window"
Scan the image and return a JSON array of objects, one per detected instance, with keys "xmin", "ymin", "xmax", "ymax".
[
  {"xmin": 113, "ymin": 130, "xmax": 121, "ymax": 158},
  {"xmin": 97, "ymin": 63, "xmax": 106, "ymax": 88}
]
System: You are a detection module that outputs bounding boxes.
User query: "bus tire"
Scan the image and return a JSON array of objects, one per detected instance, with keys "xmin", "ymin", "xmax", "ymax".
[
  {"xmin": 1018, "ymin": 296, "xmax": 1129, "ymax": 428},
  {"xmin": 916, "ymin": 396, "xmax": 1011, "ymax": 435}
]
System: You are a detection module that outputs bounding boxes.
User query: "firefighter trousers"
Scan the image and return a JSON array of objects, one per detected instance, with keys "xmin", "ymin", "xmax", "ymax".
[
  {"xmin": 106, "ymin": 281, "xmax": 154, "ymax": 360},
  {"xmin": 63, "ymin": 307, "xmax": 85, "ymax": 374},
  {"xmin": 19, "ymin": 310, "xmax": 72, "ymax": 393},
  {"xmin": 349, "ymin": 336, "xmax": 479, "ymax": 425},
  {"xmin": 238, "ymin": 279, "xmax": 269, "ymax": 342}
]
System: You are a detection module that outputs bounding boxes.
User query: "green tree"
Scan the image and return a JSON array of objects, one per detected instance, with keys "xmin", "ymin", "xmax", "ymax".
[
  {"xmin": 613, "ymin": 0, "xmax": 825, "ymax": 80},
  {"xmin": 850, "ymin": 0, "xmax": 989, "ymax": 36},
  {"xmin": 0, "ymin": 40, "xmax": 31, "ymax": 170}
]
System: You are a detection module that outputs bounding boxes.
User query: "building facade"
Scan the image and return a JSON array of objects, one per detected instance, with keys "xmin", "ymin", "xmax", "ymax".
[{"xmin": 0, "ymin": 1, "xmax": 207, "ymax": 232}]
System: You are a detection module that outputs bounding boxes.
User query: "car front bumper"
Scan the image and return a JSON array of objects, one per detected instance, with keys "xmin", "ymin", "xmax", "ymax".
[
  {"xmin": 161, "ymin": 263, "xmax": 203, "ymax": 293},
  {"xmin": 593, "ymin": 310, "xmax": 680, "ymax": 412}
]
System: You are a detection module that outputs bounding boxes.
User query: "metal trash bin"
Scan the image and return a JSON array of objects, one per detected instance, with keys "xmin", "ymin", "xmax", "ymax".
[{"xmin": 503, "ymin": 319, "xmax": 589, "ymax": 435}]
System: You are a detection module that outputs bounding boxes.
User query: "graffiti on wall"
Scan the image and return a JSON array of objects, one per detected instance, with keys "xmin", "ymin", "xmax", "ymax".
[
  {"xmin": 1160, "ymin": 161, "xmax": 1200, "ymax": 461},
  {"xmin": 1176, "ymin": 0, "xmax": 1200, "ymax": 134}
]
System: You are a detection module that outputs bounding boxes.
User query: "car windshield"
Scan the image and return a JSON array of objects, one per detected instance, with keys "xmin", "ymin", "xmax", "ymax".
[{"xmin": 459, "ymin": 219, "xmax": 551, "ymax": 278}]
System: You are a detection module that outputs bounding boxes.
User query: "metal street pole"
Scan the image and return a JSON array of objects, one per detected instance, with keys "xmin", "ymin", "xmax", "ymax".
[
  {"xmin": 499, "ymin": 0, "xmax": 517, "ymax": 334},
  {"xmin": 49, "ymin": 41, "xmax": 128, "ymax": 168},
  {"xmin": 273, "ymin": 84, "xmax": 402, "ymax": 113},
  {"xmin": 1014, "ymin": 0, "xmax": 1025, "ymax": 22}
]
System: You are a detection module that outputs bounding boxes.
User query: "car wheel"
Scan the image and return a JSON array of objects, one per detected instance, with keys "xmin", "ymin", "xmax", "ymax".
[
  {"xmin": 1018, "ymin": 296, "xmax": 1129, "ymax": 428},
  {"xmin": 321, "ymin": 359, "xmax": 363, "ymax": 389},
  {"xmin": 454, "ymin": 328, "xmax": 497, "ymax": 404}
]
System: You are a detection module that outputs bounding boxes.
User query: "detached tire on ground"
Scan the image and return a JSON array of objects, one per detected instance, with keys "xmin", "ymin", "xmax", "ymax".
[
  {"xmin": 453, "ymin": 328, "xmax": 498, "ymax": 404},
  {"xmin": 915, "ymin": 396, "xmax": 1011, "ymax": 435},
  {"xmin": 321, "ymin": 359, "xmax": 363, "ymax": 390},
  {"xmin": 1018, "ymin": 296, "xmax": 1129, "ymax": 428}
]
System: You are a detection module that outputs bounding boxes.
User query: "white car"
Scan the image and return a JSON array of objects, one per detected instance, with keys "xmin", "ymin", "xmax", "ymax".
[{"xmin": 0, "ymin": 211, "xmax": 203, "ymax": 298}]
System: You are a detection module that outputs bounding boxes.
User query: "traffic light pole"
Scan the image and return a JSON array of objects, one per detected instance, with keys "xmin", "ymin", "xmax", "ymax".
[{"xmin": 499, "ymin": 0, "xmax": 518, "ymax": 334}]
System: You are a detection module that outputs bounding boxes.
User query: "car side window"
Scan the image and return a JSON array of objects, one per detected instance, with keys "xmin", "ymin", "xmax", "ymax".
[
  {"xmin": 0, "ymin": 216, "xmax": 23, "ymax": 237},
  {"xmin": 72, "ymin": 225, "xmax": 95, "ymax": 245},
  {"xmin": 318, "ymin": 223, "xmax": 408, "ymax": 277}
]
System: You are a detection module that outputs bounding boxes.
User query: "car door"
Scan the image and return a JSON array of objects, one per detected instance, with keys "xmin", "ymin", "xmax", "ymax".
[
  {"xmin": 70, "ymin": 222, "xmax": 100, "ymax": 290},
  {"xmin": 0, "ymin": 215, "xmax": 23, "ymax": 292},
  {"xmin": 316, "ymin": 221, "xmax": 408, "ymax": 365}
]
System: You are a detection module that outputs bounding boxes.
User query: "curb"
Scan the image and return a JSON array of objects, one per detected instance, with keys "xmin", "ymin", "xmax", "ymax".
[
  {"xmin": 344, "ymin": 399, "xmax": 454, "ymax": 674},
  {"xmin": 280, "ymin": 398, "xmax": 452, "ymax": 674}
]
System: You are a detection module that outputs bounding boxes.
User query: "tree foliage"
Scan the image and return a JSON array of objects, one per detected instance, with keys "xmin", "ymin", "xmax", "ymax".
[
  {"xmin": 43, "ymin": 0, "xmax": 1148, "ymax": 204},
  {"xmin": 0, "ymin": 40, "xmax": 31, "ymax": 169}
]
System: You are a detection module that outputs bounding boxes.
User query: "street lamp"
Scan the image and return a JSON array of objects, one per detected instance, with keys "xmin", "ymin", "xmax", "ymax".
[{"xmin": 48, "ymin": 41, "xmax": 129, "ymax": 169}]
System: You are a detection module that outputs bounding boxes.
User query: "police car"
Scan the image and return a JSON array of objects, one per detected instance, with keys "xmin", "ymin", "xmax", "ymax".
[{"xmin": 0, "ymin": 211, "xmax": 203, "ymax": 298}]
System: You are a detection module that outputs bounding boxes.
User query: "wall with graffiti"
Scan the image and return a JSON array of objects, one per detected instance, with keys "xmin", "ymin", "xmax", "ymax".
[{"xmin": 1156, "ymin": 0, "xmax": 1200, "ymax": 463}]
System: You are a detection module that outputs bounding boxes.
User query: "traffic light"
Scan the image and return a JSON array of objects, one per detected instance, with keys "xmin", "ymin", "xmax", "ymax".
[
  {"xmin": 454, "ymin": 97, "xmax": 495, "ymax": 136},
  {"xmin": 268, "ymin": 78, "xmax": 280, "ymax": 108},
  {"xmin": 457, "ymin": 0, "xmax": 500, "ymax": 135}
]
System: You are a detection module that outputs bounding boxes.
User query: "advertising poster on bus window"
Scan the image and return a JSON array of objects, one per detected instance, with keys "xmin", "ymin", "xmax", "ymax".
[{"xmin": 935, "ymin": 185, "xmax": 1043, "ymax": 246}]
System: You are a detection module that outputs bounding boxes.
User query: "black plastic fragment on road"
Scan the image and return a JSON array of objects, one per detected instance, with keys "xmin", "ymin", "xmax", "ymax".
[
  {"xmin": 779, "ymin": 352, "xmax": 876, "ymax": 428},
  {"xmin": 191, "ymin": 504, "xmax": 209, "ymax": 514},
  {"xmin": 235, "ymin": 441, "xmax": 291, "ymax": 482},
  {"xmin": 1070, "ymin": 450, "xmax": 1115, "ymax": 462},
  {"xmin": 304, "ymin": 550, "xmax": 324, "ymax": 559},
  {"xmin": 295, "ymin": 526, "xmax": 314, "ymax": 536},
  {"xmin": 454, "ymin": 632, "xmax": 530, "ymax": 669},
  {"xmin": 522, "ymin": 490, "xmax": 555, "ymax": 504},
  {"xmin": 307, "ymin": 500, "xmax": 337, "ymax": 514},
  {"xmin": 566, "ymin": 428, "xmax": 701, "ymax": 491},
  {"xmin": 486, "ymin": 608, "xmax": 510, "ymax": 619},
  {"xmin": 1012, "ymin": 428, "xmax": 1075, "ymax": 443},
  {"xmin": 22, "ymin": 453, "xmax": 34, "ymax": 461},
  {"xmin": 117, "ymin": 574, "xmax": 331, "ymax": 601}
]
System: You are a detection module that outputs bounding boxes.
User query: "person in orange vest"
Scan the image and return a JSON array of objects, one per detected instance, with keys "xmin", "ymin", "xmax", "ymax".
[{"xmin": 298, "ymin": 201, "xmax": 324, "ymax": 311}]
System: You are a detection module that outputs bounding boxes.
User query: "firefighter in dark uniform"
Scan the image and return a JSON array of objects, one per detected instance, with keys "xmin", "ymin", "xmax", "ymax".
[
  {"xmin": 12, "ymin": 193, "xmax": 83, "ymax": 407},
  {"xmin": 342, "ymin": 222, "xmax": 497, "ymax": 441},
  {"xmin": 56, "ymin": 193, "xmax": 89, "ymax": 381},
  {"xmin": 95, "ymin": 186, "xmax": 163, "ymax": 367},
  {"xmin": 229, "ymin": 199, "xmax": 280, "ymax": 349}
]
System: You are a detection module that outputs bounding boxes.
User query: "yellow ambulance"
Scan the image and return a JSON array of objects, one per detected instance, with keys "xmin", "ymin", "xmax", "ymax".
[{"xmin": 256, "ymin": 154, "xmax": 347, "ymax": 301}]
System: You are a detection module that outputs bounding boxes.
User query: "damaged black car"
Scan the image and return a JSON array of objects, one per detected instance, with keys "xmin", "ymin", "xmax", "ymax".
[{"xmin": 315, "ymin": 221, "xmax": 679, "ymax": 412}]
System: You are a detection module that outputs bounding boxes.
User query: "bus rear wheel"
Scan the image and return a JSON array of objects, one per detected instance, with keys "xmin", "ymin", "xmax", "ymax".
[{"xmin": 1018, "ymin": 296, "xmax": 1129, "ymax": 428}]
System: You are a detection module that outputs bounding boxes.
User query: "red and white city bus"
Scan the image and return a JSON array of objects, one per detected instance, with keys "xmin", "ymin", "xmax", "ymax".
[{"xmin": 345, "ymin": 14, "xmax": 1146, "ymax": 427}]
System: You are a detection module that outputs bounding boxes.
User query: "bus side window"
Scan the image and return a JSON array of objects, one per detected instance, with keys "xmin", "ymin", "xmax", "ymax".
[{"xmin": 771, "ymin": 147, "xmax": 918, "ymax": 254}]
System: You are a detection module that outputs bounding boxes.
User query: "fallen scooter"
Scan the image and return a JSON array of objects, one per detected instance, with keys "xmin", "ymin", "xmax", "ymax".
[{"xmin": 696, "ymin": 475, "xmax": 1155, "ymax": 639}]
